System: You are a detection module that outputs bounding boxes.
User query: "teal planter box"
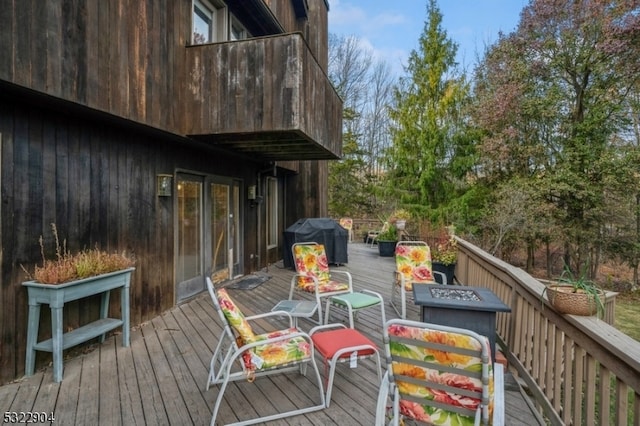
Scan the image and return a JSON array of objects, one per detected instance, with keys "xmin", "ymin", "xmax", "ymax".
[{"xmin": 23, "ymin": 267, "xmax": 134, "ymax": 382}]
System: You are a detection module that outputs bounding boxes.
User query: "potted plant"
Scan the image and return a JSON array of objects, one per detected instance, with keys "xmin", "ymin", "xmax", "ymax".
[
  {"xmin": 21, "ymin": 223, "xmax": 135, "ymax": 284},
  {"xmin": 543, "ymin": 264, "xmax": 605, "ymax": 317},
  {"xmin": 391, "ymin": 209, "xmax": 411, "ymax": 231},
  {"xmin": 431, "ymin": 236, "xmax": 457, "ymax": 285},
  {"xmin": 377, "ymin": 225, "xmax": 398, "ymax": 257},
  {"xmin": 21, "ymin": 223, "xmax": 135, "ymax": 382}
]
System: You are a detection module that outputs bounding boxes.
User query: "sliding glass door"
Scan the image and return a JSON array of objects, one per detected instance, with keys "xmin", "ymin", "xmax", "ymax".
[{"xmin": 176, "ymin": 173, "xmax": 241, "ymax": 303}]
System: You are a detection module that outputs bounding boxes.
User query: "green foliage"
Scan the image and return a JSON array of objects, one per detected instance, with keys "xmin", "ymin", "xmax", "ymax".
[
  {"xmin": 328, "ymin": 0, "xmax": 640, "ymax": 287},
  {"xmin": 555, "ymin": 263, "xmax": 605, "ymax": 316},
  {"xmin": 469, "ymin": 0, "xmax": 640, "ymax": 277},
  {"xmin": 432, "ymin": 237, "xmax": 457, "ymax": 265},
  {"xmin": 377, "ymin": 225, "xmax": 398, "ymax": 241},
  {"xmin": 385, "ymin": 0, "xmax": 474, "ymax": 220}
]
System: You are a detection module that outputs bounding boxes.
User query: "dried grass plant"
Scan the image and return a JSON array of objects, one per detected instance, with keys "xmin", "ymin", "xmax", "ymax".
[{"xmin": 21, "ymin": 223, "xmax": 134, "ymax": 284}]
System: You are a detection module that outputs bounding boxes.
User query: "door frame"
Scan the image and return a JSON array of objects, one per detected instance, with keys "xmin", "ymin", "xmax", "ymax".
[{"xmin": 174, "ymin": 172, "xmax": 243, "ymax": 303}]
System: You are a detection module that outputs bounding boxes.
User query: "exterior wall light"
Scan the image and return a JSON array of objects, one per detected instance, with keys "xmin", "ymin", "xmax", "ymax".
[{"xmin": 157, "ymin": 174, "xmax": 173, "ymax": 197}]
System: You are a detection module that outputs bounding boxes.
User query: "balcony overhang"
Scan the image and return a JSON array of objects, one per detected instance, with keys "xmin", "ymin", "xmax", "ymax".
[
  {"xmin": 225, "ymin": 1, "xmax": 283, "ymax": 35},
  {"xmin": 184, "ymin": 33, "xmax": 342, "ymax": 161},
  {"xmin": 190, "ymin": 130, "xmax": 338, "ymax": 161}
]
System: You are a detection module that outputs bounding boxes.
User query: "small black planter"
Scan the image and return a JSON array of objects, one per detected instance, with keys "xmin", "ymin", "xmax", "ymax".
[
  {"xmin": 433, "ymin": 262, "xmax": 456, "ymax": 285},
  {"xmin": 378, "ymin": 240, "xmax": 397, "ymax": 257}
]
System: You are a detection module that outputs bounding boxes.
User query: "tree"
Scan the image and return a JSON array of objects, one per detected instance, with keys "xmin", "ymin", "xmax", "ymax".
[
  {"xmin": 473, "ymin": 0, "xmax": 640, "ymax": 278},
  {"xmin": 385, "ymin": 0, "xmax": 474, "ymax": 223},
  {"xmin": 521, "ymin": 0, "xmax": 640, "ymax": 276},
  {"xmin": 327, "ymin": 34, "xmax": 395, "ymax": 217}
]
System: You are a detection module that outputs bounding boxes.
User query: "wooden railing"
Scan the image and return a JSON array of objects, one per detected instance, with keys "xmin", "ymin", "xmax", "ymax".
[{"xmin": 455, "ymin": 238, "xmax": 640, "ymax": 426}]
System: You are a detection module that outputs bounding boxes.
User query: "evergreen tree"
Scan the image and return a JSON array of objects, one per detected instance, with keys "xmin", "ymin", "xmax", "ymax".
[{"xmin": 386, "ymin": 0, "xmax": 474, "ymax": 224}]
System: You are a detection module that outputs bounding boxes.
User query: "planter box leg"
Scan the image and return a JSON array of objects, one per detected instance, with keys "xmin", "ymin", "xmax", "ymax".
[
  {"xmin": 25, "ymin": 303, "xmax": 41, "ymax": 376},
  {"xmin": 51, "ymin": 304, "xmax": 64, "ymax": 383},
  {"xmin": 122, "ymin": 282, "xmax": 130, "ymax": 347}
]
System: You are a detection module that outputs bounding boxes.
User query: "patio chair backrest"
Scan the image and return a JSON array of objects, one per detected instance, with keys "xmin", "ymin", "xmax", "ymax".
[
  {"xmin": 339, "ymin": 218, "xmax": 353, "ymax": 230},
  {"xmin": 395, "ymin": 241, "xmax": 435, "ymax": 290},
  {"xmin": 292, "ymin": 243, "xmax": 331, "ymax": 287},
  {"xmin": 384, "ymin": 319, "xmax": 494, "ymax": 425},
  {"xmin": 216, "ymin": 288, "xmax": 256, "ymax": 344}
]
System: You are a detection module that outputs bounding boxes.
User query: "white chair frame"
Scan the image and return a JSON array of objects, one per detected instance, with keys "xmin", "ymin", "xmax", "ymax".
[
  {"xmin": 375, "ymin": 319, "xmax": 504, "ymax": 426},
  {"xmin": 206, "ymin": 278, "xmax": 326, "ymax": 425},
  {"xmin": 289, "ymin": 242, "xmax": 353, "ymax": 325},
  {"xmin": 309, "ymin": 323, "xmax": 383, "ymax": 407}
]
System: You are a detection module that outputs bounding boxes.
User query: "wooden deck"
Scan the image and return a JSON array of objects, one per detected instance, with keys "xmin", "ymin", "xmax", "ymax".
[{"xmin": 0, "ymin": 243, "xmax": 545, "ymax": 425}]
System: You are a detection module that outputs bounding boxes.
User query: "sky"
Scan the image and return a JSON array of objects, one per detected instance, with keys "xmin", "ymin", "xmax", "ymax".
[{"xmin": 327, "ymin": 0, "xmax": 530, "ymax": 77}]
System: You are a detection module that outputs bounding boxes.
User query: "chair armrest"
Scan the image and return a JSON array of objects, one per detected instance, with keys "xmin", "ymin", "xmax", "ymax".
[
  {"xmin": 492, "ymin": 363, "xmax": 505, "ymax": 426},
  {"xmin": 330, "ymin": 270, "xmax": 353, "ymax": 288},
  {"xmin": 246, "ymin": 310, "xmax": 294, "ymax": 329},
  {"xmin": 361, "ymin": 289, "xmax": 384, "ymax": 304},
  {"xmin": 432, "ymin": 270, "xmax": 448, "ymax": 285}
]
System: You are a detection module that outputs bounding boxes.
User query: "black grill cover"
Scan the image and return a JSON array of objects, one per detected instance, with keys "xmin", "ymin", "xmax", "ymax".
[{"xmin": 283, "ymin": 218, "xmax": 348, "ymax": 268}]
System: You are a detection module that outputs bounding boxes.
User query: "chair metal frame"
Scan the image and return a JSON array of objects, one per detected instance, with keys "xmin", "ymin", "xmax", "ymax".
[
  {"xmin": 309, "ymin": 323, "xmax": 383, "ymax": 407},
  {"xmin": 392, "ymin": 241, "xmax": 446, "ymax": 319},
  {"xmin": 289, "ymin": 242, "xmax": 353, "ymax": 324},
  {"xmin": 375, "ymin": 319, "xmax": 504, "ymax": 426},
  {"xmin": 366, "ymin": 222, "xmax": 390, "ymax": 247},
  {"xmin": 206, "ymin": 277, "xmax": 326, "ymax": 426}
]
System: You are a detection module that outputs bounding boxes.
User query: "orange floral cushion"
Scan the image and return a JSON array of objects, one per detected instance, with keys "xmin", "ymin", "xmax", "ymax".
[
  {"xmin": 217, "ymin": 288, "xmax": 256, "ymax": 344},
  {"xmin": 395, "ymin": 244, "xmax": 435, "ymax": 291},
  {"xmin": 388, "ymin": 323, "xmax": 494, "ymax": 425},
  {"xmin": 293, "ymin": 244, "xmax": 349, "ymax": 293},
  {"xmin": 246, "ymin": 328, "xmax": 312, "ymax": 370}
]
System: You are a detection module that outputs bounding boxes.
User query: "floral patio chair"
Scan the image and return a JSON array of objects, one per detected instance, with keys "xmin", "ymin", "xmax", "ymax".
[
  {"xmin": 375, "ymin": 319, "xmax": 505, "ymax": 426},
  {"xmin": 289, "ymin": 242, "xmax": 353, "ymax": 324},
  {"xmin": 392, "ymin": 241, "xmax": 446, "ymax": 319},
  {"xmin": 339, "ymin": 217, "xmax": 354, "ymax": 242},
  {"xmin": 205, "ymin": 278, "xmax": 325, "ymax": 426}
]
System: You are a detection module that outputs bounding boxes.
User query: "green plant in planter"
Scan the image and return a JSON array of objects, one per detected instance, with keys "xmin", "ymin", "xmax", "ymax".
[
  {"xmin": 377, "ymin": 224, "xmax": 398, "ymax": 241},
  {"xmin": 391, "ymin": 209, "xmax": 411, "ymax": 221},
  {"xmin": 432, "ymin": 236, "xmax": 457, "ymax": 265},
  {"xmin": 543, "ymin": 263, "xmax": 605, "ymax": 317}
]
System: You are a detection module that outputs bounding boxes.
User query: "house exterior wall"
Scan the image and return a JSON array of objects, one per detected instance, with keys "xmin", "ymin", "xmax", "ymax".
[{"xmin": 0, "ymin": 0, "xmax": 340, "ymax": 384}]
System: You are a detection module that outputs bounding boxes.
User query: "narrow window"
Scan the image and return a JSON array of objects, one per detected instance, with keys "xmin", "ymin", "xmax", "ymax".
[
  {"xmin": 266, "ymin": 177, "xmax": 278, "ymax": 248},
  {"xmin": 230, "ymin": 16, "xmax": 248, "ymax": 41}
]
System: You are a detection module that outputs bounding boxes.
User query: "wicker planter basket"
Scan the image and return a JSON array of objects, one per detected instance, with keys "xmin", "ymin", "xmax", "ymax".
[{"xmin": 545, "ymin": 284, "xmax": 604, "ymax": 316}]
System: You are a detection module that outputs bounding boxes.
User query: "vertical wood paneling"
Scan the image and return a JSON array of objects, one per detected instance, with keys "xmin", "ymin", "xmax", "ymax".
[
  {"xmin": 95, "ymin": 1, "xmax": 110, "ymax": 107},
  {"xmin": 0, "ymin": 0, "xmax": 15, "ymax": 79},
  {"xmin": 13, "ymin": 0, "xmax": 31, "ymax": 87},
  {"xmin": 110, "ymin": 0, "xmax": 129, "ymax": 115},
  {"xmin": 0, "ymin": 0, "xmax": 337, "ymax": 384}
]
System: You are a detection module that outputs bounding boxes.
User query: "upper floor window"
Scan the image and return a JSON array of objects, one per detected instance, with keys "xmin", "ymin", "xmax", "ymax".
[
  {"xmin": 230, "ymin": 16, "xmax": 248, "ymax": 41},
  {"xmin": 192, "ymin": 0, "xmax": 250, "ymax": 45}
]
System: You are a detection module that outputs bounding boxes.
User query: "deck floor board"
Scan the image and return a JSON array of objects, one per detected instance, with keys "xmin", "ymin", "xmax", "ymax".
[{"xmin": 0, "ymin": 243, "xmax": 543, "ymax": 425}]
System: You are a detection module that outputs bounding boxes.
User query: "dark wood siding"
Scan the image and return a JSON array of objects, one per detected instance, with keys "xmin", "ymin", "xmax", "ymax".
[
  {"xmin": 264, "ymin": 0, "xmax": 329, "ymax": 71},
  {"xmin": 0, "ymin": 0, "xmax": 341, "ymax": 384},
  {"xmin": 0, "ymin": 0, "xmax": 339, "ymax": 159},
  {"xmin": 0, "ymin": 95, "xmax": 272, "ymax": 384}
]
